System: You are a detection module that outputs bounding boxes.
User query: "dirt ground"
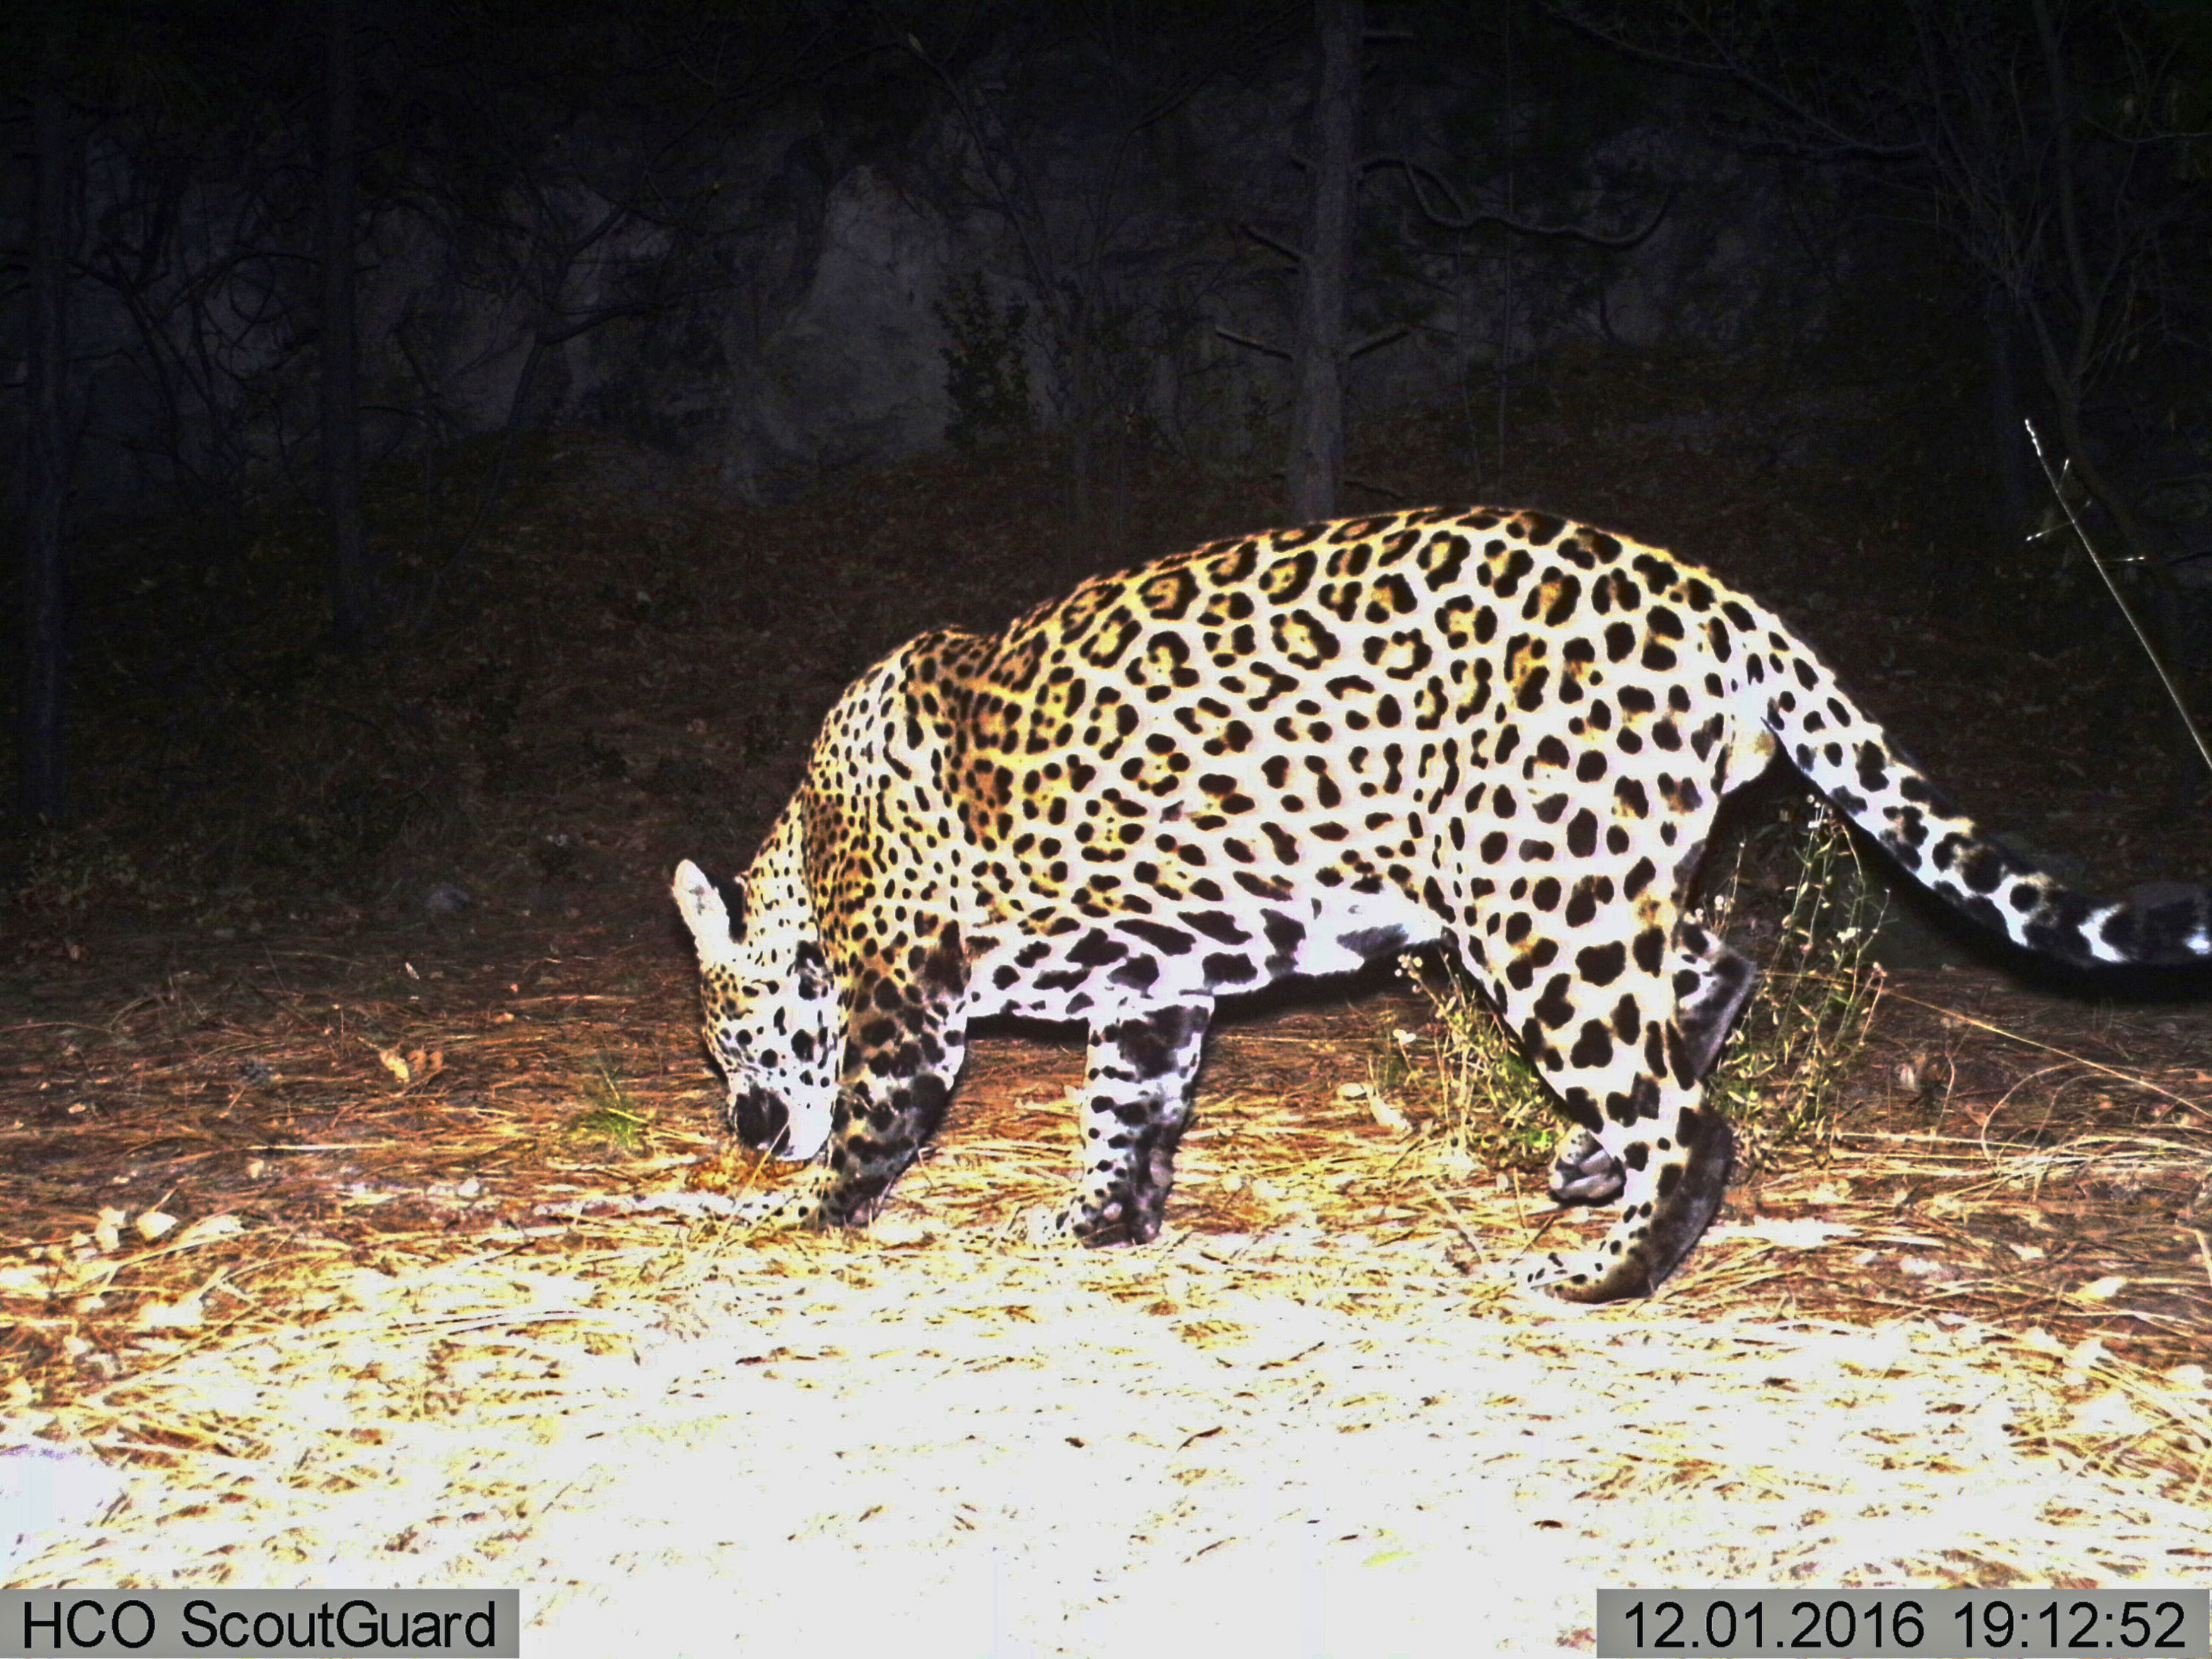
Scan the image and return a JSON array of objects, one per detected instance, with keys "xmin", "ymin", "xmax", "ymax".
[
  {"xmin": 5, "ymin": 349, "xmax": 2212, "ymax": 1650},
  {"xmin": 3, "ymin": 953, "xmax": 2209, "ymax": 1655}
]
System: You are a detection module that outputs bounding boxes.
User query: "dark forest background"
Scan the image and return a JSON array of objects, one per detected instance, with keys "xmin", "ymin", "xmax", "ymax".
[{"xmin": 5, "ymin": 0, "xmax": 2212, "ymax": 929}]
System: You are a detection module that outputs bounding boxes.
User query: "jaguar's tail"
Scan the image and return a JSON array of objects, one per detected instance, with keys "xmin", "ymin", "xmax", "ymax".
[{"xmin": 1759, "ymin": 641, "xmax": 2212, "ymax": 970}]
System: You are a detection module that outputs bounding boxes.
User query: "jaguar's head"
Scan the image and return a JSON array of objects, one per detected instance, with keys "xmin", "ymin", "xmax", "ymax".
[{"xmin": 671, "ymin": 858, "xmax": 839, "ymax": 1160}]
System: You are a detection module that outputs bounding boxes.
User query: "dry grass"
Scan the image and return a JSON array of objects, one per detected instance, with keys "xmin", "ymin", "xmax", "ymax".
[{"xmin": 4, "ymin": 938, "xmax": 2209, "ymax": 1651}]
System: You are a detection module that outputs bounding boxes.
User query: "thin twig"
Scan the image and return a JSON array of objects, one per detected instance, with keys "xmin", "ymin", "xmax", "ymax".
[
  {"xmin": 2025, "ymin": 418, "xmax": 2212, "ymax": 784},
  {"xmin": 1422, "ymin": 1178, "xmax": 1491, "ymax": 1272},
  {"xmin": 1884, "ymin": 986, "xmax": 2211, "ymax": 1123}
]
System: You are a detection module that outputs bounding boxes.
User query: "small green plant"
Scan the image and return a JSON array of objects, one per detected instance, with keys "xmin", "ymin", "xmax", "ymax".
[
  {"xmin": 1400, "ymin": 803, "xmax": 1886, "ymax": 1178},
  {"xmin": 565, "ymin": 1057, "xmax": 652, "ymax": 1154},
  {"xmin": 1365, "ymin": 1012, "xmax": 1419, "ymax": 1101},
  {"xmin": 1394, "ymin": 952, "xmax": 1557, "ymax": 1173},
  {"xmin": 1700, "ymin": 805, "xmax": 1888, "ymax": 1169}
]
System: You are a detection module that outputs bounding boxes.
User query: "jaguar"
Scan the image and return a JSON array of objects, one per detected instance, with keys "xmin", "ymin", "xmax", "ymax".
[{"xmin": 672, "ymin": 506, "xmax": 2211, "ymax": 1301}]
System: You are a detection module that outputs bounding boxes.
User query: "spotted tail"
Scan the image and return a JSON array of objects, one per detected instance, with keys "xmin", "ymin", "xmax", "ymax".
[{"xmin": 1754, "ymin": 639, "xmax": 2212, "ymax": 970}]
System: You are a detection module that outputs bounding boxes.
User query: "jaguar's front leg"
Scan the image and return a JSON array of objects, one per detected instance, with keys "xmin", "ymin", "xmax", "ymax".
[
  {"xmin": 801, "ymin": 931, "xmax": 973, "ymax": 1229},
  {"xmin": 1047, "ymin": 1000, "xmax": 1213, "ymax": 1246},
  {"xmin": 805, "ymin": 1016, "xmax": 970, "ymax": 1227}
]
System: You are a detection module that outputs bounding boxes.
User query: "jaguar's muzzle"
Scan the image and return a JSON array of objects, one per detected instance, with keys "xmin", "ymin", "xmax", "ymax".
[{"xmin": 727, "ymin": 1086, "xmax": 795, "ymax": 1156}]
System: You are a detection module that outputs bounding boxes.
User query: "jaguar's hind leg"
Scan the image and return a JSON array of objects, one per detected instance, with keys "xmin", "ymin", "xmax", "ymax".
[
  {"xmin": 1540, "ymin": 924, "xmax": 1754, "ymax": 1213},
  {"xmin": 1526, "ymin": 1103, "xmax": 1735, "ymax": 1301},
  {"xmin": 1507, "ymin": 925, "xmax": 1756, "ymax": 1300},
  {"xmin": 1547, "ymin": 1126, "xmax": 1625, "ymax": 1206},
  {"xmin": 1036, "ymin": 1000, "xmax": 1213, "ymax": 1246}
]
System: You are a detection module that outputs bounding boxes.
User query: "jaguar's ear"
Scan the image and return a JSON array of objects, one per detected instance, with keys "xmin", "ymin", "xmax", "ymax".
[{"xmin": 672, "ymin": 859, "xmax": 744, "ymax": 950}]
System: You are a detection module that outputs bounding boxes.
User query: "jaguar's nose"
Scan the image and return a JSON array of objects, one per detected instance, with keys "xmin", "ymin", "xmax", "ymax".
[{"xmin": 727, "ymin": 1086, "xmax": 793, "ymax": 1154}]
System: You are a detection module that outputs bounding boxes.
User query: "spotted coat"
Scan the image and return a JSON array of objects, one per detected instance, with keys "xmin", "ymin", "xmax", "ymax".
[{"xmin": 673, "ymin": 507, "xmax": 2212, "ymax": 1300}]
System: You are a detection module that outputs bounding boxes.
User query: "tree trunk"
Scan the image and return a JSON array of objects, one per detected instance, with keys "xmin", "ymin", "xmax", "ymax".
[
  {"xmin": 1286, "ymin": 0, "xmax": 1361, "ymax": 524},
  {"xmin": 322, "ymin": 0, "xmax": 372, "ymax": 645},
  {"xmin": 18, "ymin": 66, "xmax": 76, "ymax": 821}
]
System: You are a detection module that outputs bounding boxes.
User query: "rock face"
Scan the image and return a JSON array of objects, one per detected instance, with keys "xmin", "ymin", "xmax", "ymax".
[
  {"xmin": 726, "ymin": 166, "xmax": 955, "ymax": 502},
  {"xmin": 18, "ymin": 49, "xmax": 1824, "ymax": 510}
]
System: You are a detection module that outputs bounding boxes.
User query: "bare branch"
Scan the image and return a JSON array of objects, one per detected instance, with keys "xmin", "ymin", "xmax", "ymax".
[
  {"xmin": 1380, "ymin": 155, "xmax": 1674, "ymax": 250},
  {"xmin": 1240, "ymin": 222, "xmax": 1306, "ymax": 265},
  {"xmin": 1546, "ymin": 1, "xmax": 1923, "ymax": 161},
  {"xmin": 1216, "ymin": 325, "xmax": 1291, "ymax": 359},
  {"xmin": 1347, "ymin": 324, "xmax": 1408, "ymax": 359}
]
